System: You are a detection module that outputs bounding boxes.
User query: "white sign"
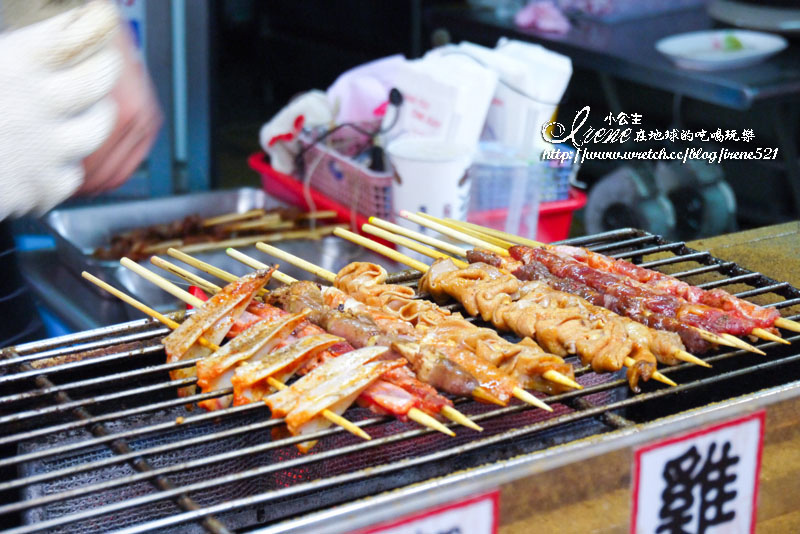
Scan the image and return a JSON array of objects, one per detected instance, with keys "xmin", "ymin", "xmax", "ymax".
[
  {"xmin": 631, "ymin": 412, "xmax": 765, "ymax": 534},
  {"xmin": 355, "ymin": 491, "xmax": 498, "ymax": 534}
]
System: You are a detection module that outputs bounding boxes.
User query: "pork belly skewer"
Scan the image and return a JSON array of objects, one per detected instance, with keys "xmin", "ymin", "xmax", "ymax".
[
  {"xmin": 155, "ymin": 253, "xmax": 480, "ymax": 432},
  {"xmin": 397, "ymin": 212, "xmax": 766, "ymax": 354},
  {"xmin": 219, "ymin": 247, "xmax": 561, "ymax": 409},
  {"xmin": 435, "ymin": 216, "xmax": 799, "ymax": 339},
  {"xmin": 81, "ymin": 270, "xmax": 372, "ymax": 443}
]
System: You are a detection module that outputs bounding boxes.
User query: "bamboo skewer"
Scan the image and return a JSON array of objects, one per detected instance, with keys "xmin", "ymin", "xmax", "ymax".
[
  {"xmin": 775, "ymin": 317, "xmax": 800, "ymax": 333},
  {"xmin": 751, "ymin": 328, "xmax": 791, "ymax": 345},
  {"xmin": 367, "ymin": 217, "xmax": 469, "ymax": 258},
  {"xmin": 174, "ymin": 225, "xmax": 345, "ymax": 255},
  {"xmin": 83, "ymin": 269, "xmax": 371, "ymax": 441},
  {"xmin": 202, "ymin": 208, "xmax": 266, "ymax": 227},
  {"xmin": 362, "ymin": 224, "xmax": 469, "ymax": 268},
  {"xmin": 161, "ymin": 251, "xmax": 480, "ymax": 433},
  {"xmin": 336, "ymin": 227, "xmax": 680, "ymax": 388},
  {"xmin": 399, "ymin": 211, "xmax": 509, "ymax": 256},
  {"xmin": 299, "ymin": 210, "xmax": 338, "ymax": 220}
]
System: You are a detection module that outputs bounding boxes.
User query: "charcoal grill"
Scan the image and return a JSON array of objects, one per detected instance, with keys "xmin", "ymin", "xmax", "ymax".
[{"xmin": 2, "ymin": 228, "xmax": 800, "ymax": 534}]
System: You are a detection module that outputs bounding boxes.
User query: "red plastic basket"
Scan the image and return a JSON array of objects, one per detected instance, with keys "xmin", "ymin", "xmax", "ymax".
[
  {"xmin": 467, "ymin": 188, "xmax": 586, "ymax": 243},
  {"xmin": 250, "ymin": 152, "xmax": 586, "ymax": 245}
]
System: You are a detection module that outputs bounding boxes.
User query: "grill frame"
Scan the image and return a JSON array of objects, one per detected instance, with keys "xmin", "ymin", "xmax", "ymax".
[{"xmin": 2, "ymin": 227, "xmax": 799, "ymax": 534}]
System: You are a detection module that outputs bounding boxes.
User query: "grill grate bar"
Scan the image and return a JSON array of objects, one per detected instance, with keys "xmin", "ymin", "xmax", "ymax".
[
  {"xmin": 638, "ymin": 252, "xmax": 714, "ymax": 268},
  {"xmin": 0, "ymin": 402, "xmax": 265, "ymax": 469},
  {"xmin": 12, "ymin": 362, "xmax": 231, "ymax": 534},
  {"xmin": 0, "ymin": 386, "xmax": 236, "ymax": 447},
  {"xmin": 696, "ymin": 273, "xmax": 762, "ymax": 290},
  {"xmin": 734, "ymin": 283, "xmax": 790, "ymax": 299},
  {"xmin": 610, "ymin": 242, "xmax": 685, "ymax": 259},
  {"xmin": 0, "ymin": 376, "xmax": 196, "ymax": 426},
  {"xmin": 768, "ymin": 298, "xmax": 800, "ymax": 309},
  {"xmin": 5, "ymin": 317, "xmax": 170, "ymax": 357},
  {"xmin": 82, "ymin": 348, "xmax": 800, "ymax": 534},
  {"xmin": 555, "ymin": 228, "xmax": 639, "ymax": 246},
  {"xmin": 0, "ymin": 329, "xmax": 167, "ymax": 370},
  {"xmin": 0, "ymin": 344, "xmax": 164, "ymax": 386},
  {"xmin": 0, "ymin": 357, "xmax": 201, "ymax": 407},
  {"xmin": 582, "ymin": 235, "xmax": 658, "ymax": 253},
  {"xmin": 665, "ymin": 263, "xmax": 737, "ymax": 279}
]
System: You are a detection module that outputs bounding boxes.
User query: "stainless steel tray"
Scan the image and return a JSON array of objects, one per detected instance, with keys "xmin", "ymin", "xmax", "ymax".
[{"xmin": 42, "ymin": 188, "xmax": 398, "ymax": 318}]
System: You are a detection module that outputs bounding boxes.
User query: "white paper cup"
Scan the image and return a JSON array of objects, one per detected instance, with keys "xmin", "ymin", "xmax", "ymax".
[{"xmin": 387, "ymin": 137, "xmax": 473, "ymax": 261}]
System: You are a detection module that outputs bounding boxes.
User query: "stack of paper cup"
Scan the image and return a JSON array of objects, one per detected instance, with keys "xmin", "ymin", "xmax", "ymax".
[{"xmin": 387, "ymin": 137, "xmax": 473, "ymax": 259}]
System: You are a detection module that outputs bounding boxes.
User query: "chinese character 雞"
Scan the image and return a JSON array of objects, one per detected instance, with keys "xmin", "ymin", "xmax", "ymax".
[{"xmin": 657, "ymin": 441, "xmax": 740, "ymax": 534}]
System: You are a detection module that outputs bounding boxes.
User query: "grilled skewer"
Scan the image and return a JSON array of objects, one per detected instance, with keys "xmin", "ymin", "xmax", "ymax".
[
  {"xmin": 431, "ymin": 214, "xmax": 800, "ymax": 337},
  {"xmin": 399, "ymin": 212, "xmax": 766, "ymax": 354},
  {"xmin": 81, "ymin": 271, "xmax": 372, "ymax": 442},
  {"xmin": 152, "ymin": 255, "xmax": 481, "ymax": 432},
  {"xmin": 329, "ymin": 228, "xmax": 679, "ymax": 389}
]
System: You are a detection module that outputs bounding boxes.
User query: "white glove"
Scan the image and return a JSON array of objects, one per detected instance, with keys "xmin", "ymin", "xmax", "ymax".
[{"xmin": 0, "ymin": 0, "xmax": 122, "ymax": 220}]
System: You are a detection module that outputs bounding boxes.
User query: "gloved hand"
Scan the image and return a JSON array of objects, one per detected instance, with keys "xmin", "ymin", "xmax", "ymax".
[{"xmin": 0, "ymin": 0, "xmax": 122, "ymax": 220}]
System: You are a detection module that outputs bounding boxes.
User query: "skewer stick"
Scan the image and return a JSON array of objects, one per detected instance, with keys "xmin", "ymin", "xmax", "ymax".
[
  {"xmin": 512, "ymin": 387, "xmax": 552, "ymax": 412},
  {"xmin": 719, "ymin": 333, "xmax": 767, "ymax": 355},
  {"xmin": 202, "ymin": 208, "xmax": 265, "ymax": 227},
  {"xmin": 338, "ymin": 228, "xmax": 677, "ymax": 388},
  {"xmin": 224, "ymin": 250, "xmax": 483, "ymax": 431},
  {"xmin": 256, "ymin": 242, "xmax": 337, "ymax": 283},
  {"xmin": 417, "ymin": 215, "xmax": 514, "ymax": 249},
  {"xmin": 165, "ymin": 248, "xmax": 275, "ymax": 297},
  {"xmin": 775, "ymin": 317, "xmax": 800, "ymax": 333},
  {"xmin": 362, "ymin": 224, "xmax": 469, "ymax": 268},
  {"xmin": 399, "ymin": 211, "xmax": 509, "ymax": 256},
  {"xmin": 299, "ymin": 210, "xmax": 338, "ymax": 220},
  {"xmin": 151, "ymin": 256, "xmax": 223, "ymax": 295},
  {"xmin": 175, "ymin": 225, "xmax": 343, "ymax": 255},
  {"xmin": 673, "ymin": 349, "xmax": 712, "ymax": 368},
  {"xmin": 368, "ymin": 217, "xmax": 469, "ymax": 258},
  {"xmin": 471, "ymin": 387, "xmax": 507, "ymax": 406},
  {"xmin": 227, "ymin": 248, "xmax": 298, "ymax": 284},
  {"xmin": 84, "ymin": 269, "xmax": 371, "ymax": 441},
  {"xmin": 444, "ymin": 218, "xmax": 544, "ymax": 248},
  {"xmin": 543, "ymin": 370, "xmax": 583, "ymax": 390},
  {"xmin": 751, "ymin": 327, "xmax": 791, "ymax": 345},
  {"xmin": 407, "ymin": 409, "xmax": 456, "ymax": 437},
  {"xmin": 440, "ymin": 406, "xmax": 483, "ymax": 432},
  {"xmin": 223, "ymin": 216, "xmax": 290, "ymax": 233}
]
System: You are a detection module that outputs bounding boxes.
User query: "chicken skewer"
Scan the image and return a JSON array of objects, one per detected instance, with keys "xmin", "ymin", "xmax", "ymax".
[
  {"xmin": 430, "ymin": 214, "xmax": 800, "ymax": 338},
  {"xmin": 395, "ymin": 212, "xmax": 764, "ymax": 354},
  {"xmin": 81, "ymin": 270, "xmax": 371, "ymax": 442},
  {"xmin": 154, "ymin": 254, "xmax": 481, "ymax": 431},
  {"xmin": 168, "ymin": 248, "xmax": 554, "ymax": 411},
  {"xmin": 327, "ymin": 228, "xmax": 679, "ymax": 389}
]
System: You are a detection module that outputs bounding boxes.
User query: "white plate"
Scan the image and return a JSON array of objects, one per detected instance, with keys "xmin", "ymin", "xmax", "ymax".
[
  {"xmin": 655, "ymin": 29, "xmax": 788, "ymax": 71},
  {"xmin": 708, "ymin": 0, "xmax": 800, "ymax": 35}
]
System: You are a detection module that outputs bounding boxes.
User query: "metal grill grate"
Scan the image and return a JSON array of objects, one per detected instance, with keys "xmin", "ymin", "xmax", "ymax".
[{"xmin": 1, "ymin": 228, "xmax": 799, "ymax": 534}]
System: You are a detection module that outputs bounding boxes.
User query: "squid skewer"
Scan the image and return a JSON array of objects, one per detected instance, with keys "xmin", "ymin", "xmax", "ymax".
[
  {"xmin": 81, "ymin": 270, "xmax": 371, "ymax": 441},
  {"xmin": 154, "ymin": 254, "xmax": 479, "ymax": 432}
]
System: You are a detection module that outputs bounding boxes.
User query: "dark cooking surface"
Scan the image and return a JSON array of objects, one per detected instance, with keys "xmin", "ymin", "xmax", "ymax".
[{"xmin": 1, "ymin": 227, "xmax": 799, "ymax": 533}]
